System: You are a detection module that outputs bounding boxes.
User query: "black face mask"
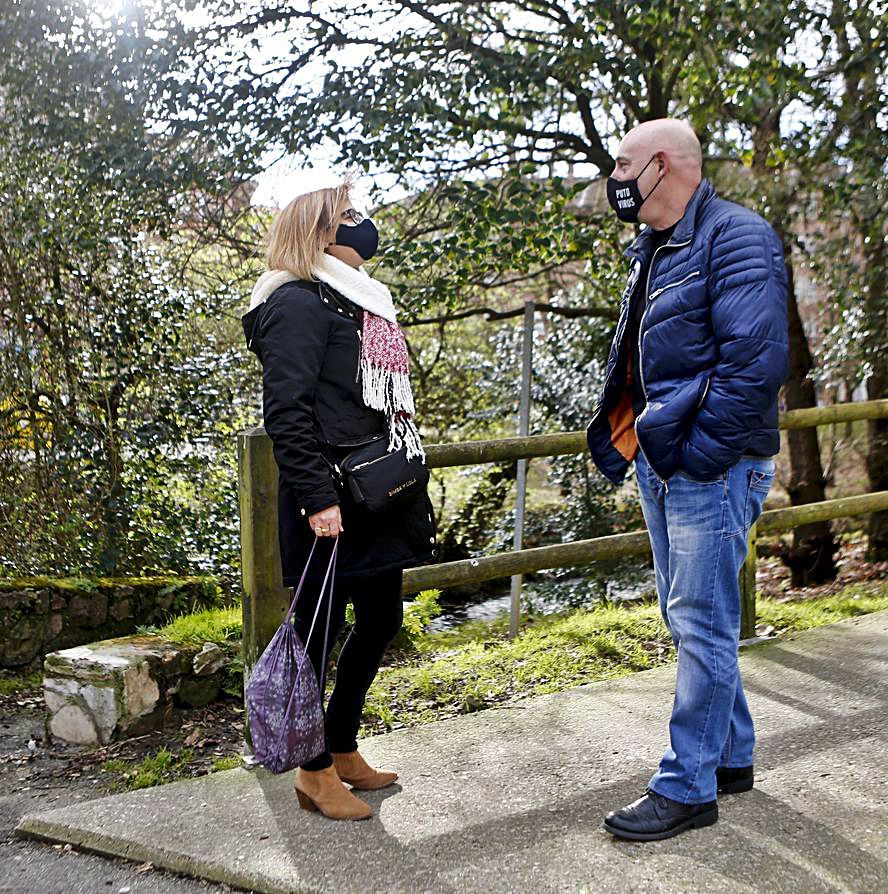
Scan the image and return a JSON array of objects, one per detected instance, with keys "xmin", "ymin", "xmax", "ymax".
[
  {"xmin": 606, "ymin": 156, "xmax": 663, "ymax": 223},
  {"xmin": 334, "ymin": 217, "xmax": 379, "ymax": 260}
]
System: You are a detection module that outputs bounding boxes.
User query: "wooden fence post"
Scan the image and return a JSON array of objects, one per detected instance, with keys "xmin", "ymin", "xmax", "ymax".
[
  {"xmin": 238, "ymin": 428, "xmax": 290, "ymax": 689},
  {"xmin": 739, "ymin": 523, "xmax": 757, "ymax": 640}
]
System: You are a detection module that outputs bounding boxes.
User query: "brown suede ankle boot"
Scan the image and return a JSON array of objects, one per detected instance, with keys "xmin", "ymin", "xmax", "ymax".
[
  {"xmin": 294, "ymin": 765, "xmax": 373, "ymax": 820},
  {"xmin": 332, "ymin": 750, "xmax": 398, "ymax": 791}
]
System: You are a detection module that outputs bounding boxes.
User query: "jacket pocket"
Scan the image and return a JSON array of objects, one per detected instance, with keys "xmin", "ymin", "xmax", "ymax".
[
  {"xmin": 649, "ymin": 269, "xmax": 701, "ymax": 301},
  {"xmin": 696, "ymin": 375, "xmax": 712, "ymax": 409}
]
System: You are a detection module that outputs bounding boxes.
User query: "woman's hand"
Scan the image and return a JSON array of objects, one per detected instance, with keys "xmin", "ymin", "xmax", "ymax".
[{"xmin": 308, "ymin": 505, "xmax": 343, "ymax": 538}]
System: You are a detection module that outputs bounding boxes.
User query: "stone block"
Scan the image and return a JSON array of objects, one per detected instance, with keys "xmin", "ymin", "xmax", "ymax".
[
  {"xmin": 176, "ymin": 675, "xmax": 221, "ymax": 708},
  {"xmin": 64, "ymin": 590, "xmax": 108, "ymax": 628},
  {"xmin": 42, "ymin": 635, "xmax": 221, "ymax": 745},
  {"xmin": 48, "ymin": 614, "xmax": 64, "ymax": 638},
  {"xmin": 2, "ymin": 618, "xmax": 45, "ymax": 667},
  {"xmin": 193, "ymin": 643, "xmax": 226, "ymax": 676},
  {"xmin": 122, "ymin": 662, "xmax": 160, "ymax": 721},
  {"xmin": 109, "ymin": 598, "xmax": 133, "ymax": 621},
  {"xmin": 48, "ymin": 704, "xmax": 101, "ymax": 745}
]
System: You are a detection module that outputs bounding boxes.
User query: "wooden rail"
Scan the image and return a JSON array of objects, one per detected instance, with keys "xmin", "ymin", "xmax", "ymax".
[
  {"xmin": 424, "ymin": 400, "xmax": 888, "ymax": 469},
  {"xmin": 401, "ymin": 491, "xmax": 888, "ymax": 593},
  {"xmin": 239, "ymin": 399, "xmax": 888, "ymax": 666}
]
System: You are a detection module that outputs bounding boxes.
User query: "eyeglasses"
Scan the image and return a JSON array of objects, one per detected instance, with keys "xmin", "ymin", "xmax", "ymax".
[{"xmin": 341, "ymin": 208, "xmax": 364, "ymax": 225}]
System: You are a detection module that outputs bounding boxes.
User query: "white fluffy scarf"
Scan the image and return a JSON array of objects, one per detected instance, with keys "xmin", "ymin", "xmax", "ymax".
[{"xmin": 249, "ymin": 254, "xmax": 424, "ymax": 460}]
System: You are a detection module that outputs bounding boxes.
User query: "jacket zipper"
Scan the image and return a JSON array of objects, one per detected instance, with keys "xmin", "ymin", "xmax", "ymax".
[
  {"xmin": 647, "ymin": 269, "xmax": 700, "ymax": 301},
  {"xmin": 635, "ymin": 238, "xmax": 693, "ymax": 484}
]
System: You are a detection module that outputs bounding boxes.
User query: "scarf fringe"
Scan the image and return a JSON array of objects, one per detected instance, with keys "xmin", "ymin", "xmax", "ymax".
[
  {"xmin": 390, "ymin": 413, "xmax": 425, "ymax": 461},
  {"xmin": 361, "ymin": 360, "xmax": 425, "ymax": 460},
  {"xmin": 361, "ymin": 363, "xmax": 415, "ymax": 416}
]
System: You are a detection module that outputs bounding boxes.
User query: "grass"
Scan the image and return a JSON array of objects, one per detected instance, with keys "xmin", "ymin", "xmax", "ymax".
[
  {"xmin": 358, "ymin": 580, "xmax": 888, "ymax": 735},
  {"xmin": 102, "ymin": 747, "xmax": 195, "ymax": 791},
  {"xmin": 158, "ymin": 604, "xmax": 242, "ymax": 644},
  {"xmin": 211, "ymin": 755, "xmax": 242, "ymax": 772}
]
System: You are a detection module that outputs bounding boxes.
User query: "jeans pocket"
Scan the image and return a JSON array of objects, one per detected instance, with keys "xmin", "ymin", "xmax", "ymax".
[
  {"xmin": 744, "ymin": 468, "xmax": 774, "ymax": 528},
  {"xmin": 749, "ymin": 469, "xmax": 774, "ymax": 494}
]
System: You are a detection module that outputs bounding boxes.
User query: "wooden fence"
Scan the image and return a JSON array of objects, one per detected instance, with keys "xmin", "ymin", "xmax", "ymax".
[{"xmin": 238, "ymin": 399, "xmax": 888, "ymax": 670}]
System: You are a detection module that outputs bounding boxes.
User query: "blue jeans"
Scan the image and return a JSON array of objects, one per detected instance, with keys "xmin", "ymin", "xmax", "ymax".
[{"xmin": 635, "ymin": 451, "xmax": 775, "ymax": 804}]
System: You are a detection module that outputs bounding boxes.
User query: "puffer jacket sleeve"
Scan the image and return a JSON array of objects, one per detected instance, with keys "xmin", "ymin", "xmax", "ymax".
[
  {"xmin": 678, "ymin": 219, "xmax": 789, "ymax": 478},
  {"xmin": 260, "ymin": 285, "xmax": 340, "ymax": 516}
]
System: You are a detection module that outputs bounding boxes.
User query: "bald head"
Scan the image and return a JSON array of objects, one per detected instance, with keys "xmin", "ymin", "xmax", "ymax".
[
  {"xmin": 620, "ymin": 119, "xmax": 702, "ymax": 170},
  {"xmin": 611, "ymin": 118, "xmax": 703, "ymax": 229}
]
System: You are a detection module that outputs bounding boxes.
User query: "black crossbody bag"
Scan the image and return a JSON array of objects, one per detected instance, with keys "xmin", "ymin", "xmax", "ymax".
[{"xmin": 332, "ymin": 434, "xmax": 429, "ymax": 513}]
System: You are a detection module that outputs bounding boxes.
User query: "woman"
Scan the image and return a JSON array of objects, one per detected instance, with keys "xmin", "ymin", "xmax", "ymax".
[{"xmin": 242, "ymin": 179, "xmax": 437, "ymax": 821}]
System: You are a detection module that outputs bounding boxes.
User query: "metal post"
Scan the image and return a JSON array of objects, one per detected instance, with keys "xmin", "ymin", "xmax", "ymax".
[
  {"xmin": 739, "ymin": 523, "xmax": 757, "ymax": 640},
  {"xmin": 509, "ymin": 301, "xmax": 534, "ymax": 639}
]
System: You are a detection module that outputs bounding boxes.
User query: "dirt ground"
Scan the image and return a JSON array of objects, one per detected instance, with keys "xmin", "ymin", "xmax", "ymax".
[{"xmin": 0, "ymin": 697, "xmax": 246, "ymax": 893}]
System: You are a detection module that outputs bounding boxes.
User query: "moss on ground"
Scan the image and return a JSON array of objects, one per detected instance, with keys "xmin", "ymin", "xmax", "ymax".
[
  {"xmin": 102, "ymin": 747, "xmax": 195, "ymax": 791},
  {"xmin": 0, "ymin": 671, "xmax": 43, "ymax": 696}
]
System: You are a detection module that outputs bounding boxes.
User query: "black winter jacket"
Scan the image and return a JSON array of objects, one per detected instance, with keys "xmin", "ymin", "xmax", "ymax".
[{"xmin": 243, "ymin": 279, "xmax": 438, "ymax": 583}]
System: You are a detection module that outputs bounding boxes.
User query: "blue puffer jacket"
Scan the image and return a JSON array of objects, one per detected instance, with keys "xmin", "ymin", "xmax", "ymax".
[{"xmin": 586, "ymin": 179, "xmax": 789, "ymax": 485}]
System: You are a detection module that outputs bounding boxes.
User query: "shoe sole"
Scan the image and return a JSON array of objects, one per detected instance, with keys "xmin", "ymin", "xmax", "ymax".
[
  {"xmin": 717, "ymin": 778, "xmax": 754, "ymax": 795},
  {"xmin": 603, "ymin": 806, "xmax": 719, "ymax": 841}
]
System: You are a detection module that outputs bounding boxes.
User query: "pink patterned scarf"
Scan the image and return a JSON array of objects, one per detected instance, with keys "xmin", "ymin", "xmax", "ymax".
[{"xmin": 250, "ymin": 256, "xmax": 425, "ymax": 460}]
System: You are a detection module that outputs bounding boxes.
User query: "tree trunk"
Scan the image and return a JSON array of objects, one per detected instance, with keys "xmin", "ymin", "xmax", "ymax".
[
  {"xmin": 777, "ymin": 232, "xmax": 838, "ymax": 584},
  {"xmin": 98, "ymin": 384, "xmax": 127, "ymax": 575},
  {"xmin": 863, "ymin": 234, "xmax": 888, "ymax": 559}
]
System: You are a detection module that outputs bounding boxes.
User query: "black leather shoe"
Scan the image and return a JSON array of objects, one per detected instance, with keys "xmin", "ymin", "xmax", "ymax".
[
  {"xmin": 716, "ymin": 765, "xmax": 754, "ymax": 794},
  {"xmin": 604, "ymin": 790, "xmax": 718, "ymax": 841}
]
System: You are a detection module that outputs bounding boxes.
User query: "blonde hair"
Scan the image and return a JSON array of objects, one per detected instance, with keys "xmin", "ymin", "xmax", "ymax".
[{"xmin": 264, "ymin": 177, "xmax": 355, "ymax": 279}]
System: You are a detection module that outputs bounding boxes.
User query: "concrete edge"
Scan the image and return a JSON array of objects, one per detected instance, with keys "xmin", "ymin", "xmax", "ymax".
[{"xmin": 14, "ymin": 813, "xmax": 303, "ymax": 894}]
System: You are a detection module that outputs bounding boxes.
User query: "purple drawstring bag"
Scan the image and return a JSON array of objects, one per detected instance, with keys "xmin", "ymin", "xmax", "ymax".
[{"xmin": 246, "ymin": 537, "xmax": 338, "ymax": 773}]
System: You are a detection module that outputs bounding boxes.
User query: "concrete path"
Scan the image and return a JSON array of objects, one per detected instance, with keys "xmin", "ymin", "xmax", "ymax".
[{"xmin": 16, "ymin": 612, "xmax": 888, "ymax": 894}]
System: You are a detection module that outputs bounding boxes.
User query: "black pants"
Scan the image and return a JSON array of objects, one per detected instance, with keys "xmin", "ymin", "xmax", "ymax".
[{"xmin": 292, "ymin": 567, "xmax": 403, "ymax": 771}]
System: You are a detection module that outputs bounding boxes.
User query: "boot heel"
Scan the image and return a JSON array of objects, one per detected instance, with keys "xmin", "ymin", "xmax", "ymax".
[
  {"xmin": 718, "ymin": 778, "xmax": 754, "ymax": 795},
  {"xmin": 691, "ymin": 807, "xmax": 719, "ymax": 829},
  {"xmin": 295, "ymin": 789, "xmax": 318, "ymax": 812}
]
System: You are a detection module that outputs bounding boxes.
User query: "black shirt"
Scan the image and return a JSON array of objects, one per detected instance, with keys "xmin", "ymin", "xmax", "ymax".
[{"xmin": 629, "ymin": 224, "xmax": 676, "ymax": 416}]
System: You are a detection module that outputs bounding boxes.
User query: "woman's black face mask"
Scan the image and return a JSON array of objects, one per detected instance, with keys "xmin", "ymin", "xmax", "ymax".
[
  {"xmin": 606, "ymin": 155, "xmax": 663, "ymax": 223},
  {"xmin": 334, "ymin": 217, "xmax": 379, "ymax": 260}
]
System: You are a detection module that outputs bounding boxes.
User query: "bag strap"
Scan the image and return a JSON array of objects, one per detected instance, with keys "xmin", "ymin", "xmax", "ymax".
[
  {"xmin": 293, "ymin": 538, "xmax": 338, "ymax": 690},
  {"xmin": 285, "ymin": 536, "xmax": 320, "ymax": 622},
  {"xmin": 316, "ymin": 543, "xmax": 337, "ymax": 695}
]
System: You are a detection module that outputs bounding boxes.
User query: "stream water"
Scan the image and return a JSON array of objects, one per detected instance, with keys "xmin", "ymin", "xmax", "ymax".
[{"xmin": 428, "ymin": 560, "xmax": 657, "ymax": 632}]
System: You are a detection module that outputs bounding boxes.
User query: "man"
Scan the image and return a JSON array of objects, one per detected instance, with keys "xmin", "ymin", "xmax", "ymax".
[{"xmin": 586, "ymin": 119, "xmax": 789, "ymax": 840}]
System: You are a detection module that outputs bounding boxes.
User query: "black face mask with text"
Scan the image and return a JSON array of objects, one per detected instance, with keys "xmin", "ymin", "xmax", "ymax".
[{"xmin": 606, "ymin": 156, "xmax": 663, "ymax": 223}]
